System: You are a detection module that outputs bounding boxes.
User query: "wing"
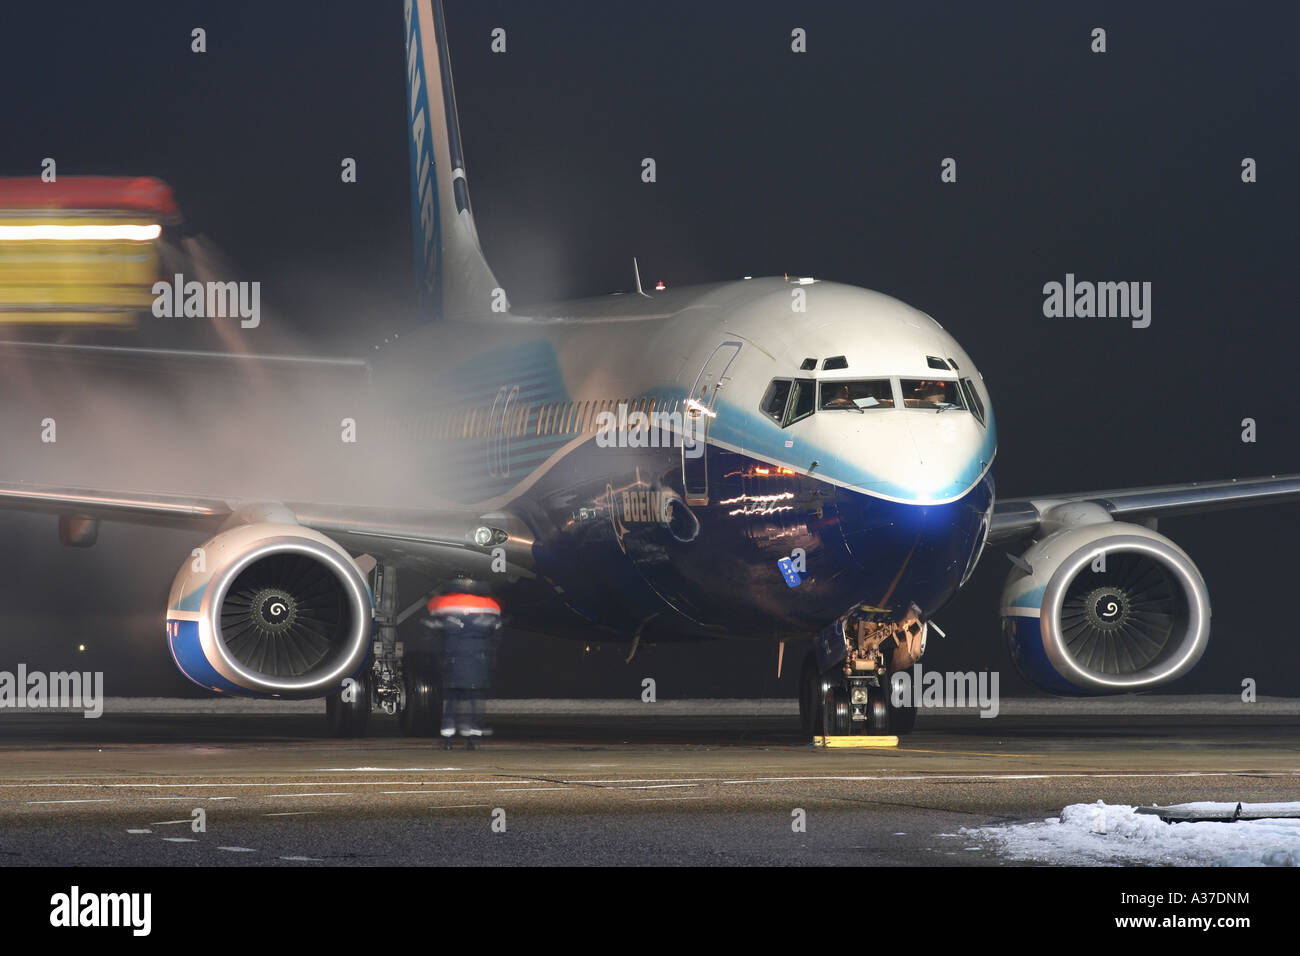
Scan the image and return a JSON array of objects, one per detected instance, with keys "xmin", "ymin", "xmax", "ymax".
[
  {"xmin": 989, "ymin": 474, "xmax": 1300, "ymax": 544},
  {"xmin": 0, "ymin": 339, "xmax": 370, "ymax": 381},
  {"xmin": 0, "ymin": 480, "xmax": 534, "ymax": 580}
]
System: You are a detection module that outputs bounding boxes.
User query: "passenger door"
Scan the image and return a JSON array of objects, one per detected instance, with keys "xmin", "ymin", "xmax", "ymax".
[{"xmin": 681, "ymin": 341, "xmax": 742, "ymax": 505}]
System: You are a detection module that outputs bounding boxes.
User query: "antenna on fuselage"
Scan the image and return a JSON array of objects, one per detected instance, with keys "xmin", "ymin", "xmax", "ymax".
[{"xmin": 633, "ymin": 257, "xmax": 651, "ymax": 298}]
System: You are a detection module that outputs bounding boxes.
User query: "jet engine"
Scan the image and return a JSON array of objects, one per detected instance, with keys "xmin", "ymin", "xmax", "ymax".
[
  {"xmin": 166, "ymin": 522, "xmax": 373, "ymax": 697},
  {"xmin": 1001, "ymin": 521, "xmax": 1210, "ymax": 694}
]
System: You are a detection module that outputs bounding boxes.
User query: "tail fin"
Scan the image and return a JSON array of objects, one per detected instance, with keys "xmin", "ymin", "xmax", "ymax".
[{"xmin": 404, "ymin": 0, "xmax": 507, "ymax": 320}]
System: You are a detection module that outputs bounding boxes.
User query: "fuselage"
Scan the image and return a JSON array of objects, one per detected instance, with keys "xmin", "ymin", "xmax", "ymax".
[{"xmin": 377, "ymin": 277, "xmax": 996, "ymax": 643}]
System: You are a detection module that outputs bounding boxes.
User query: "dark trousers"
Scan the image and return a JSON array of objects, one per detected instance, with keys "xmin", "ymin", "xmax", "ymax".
[{"xmin": 441, "ymin": 689, "xmax": 487, "ymax": 737}]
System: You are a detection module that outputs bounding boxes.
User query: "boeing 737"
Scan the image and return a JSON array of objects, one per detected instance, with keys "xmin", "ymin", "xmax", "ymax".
[{"xmin": 3, "ymin": 0, "xmax": 1299, "ymax": 738}]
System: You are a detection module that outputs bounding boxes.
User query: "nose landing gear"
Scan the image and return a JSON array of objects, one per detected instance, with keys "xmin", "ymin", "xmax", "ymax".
[
  {"xmin": 798, "ymin": 606, "xmax": 927, "ymax": 739},
  {"xmin": 800, "ymin": 664, "xmax": 894, "ymax": 737}
]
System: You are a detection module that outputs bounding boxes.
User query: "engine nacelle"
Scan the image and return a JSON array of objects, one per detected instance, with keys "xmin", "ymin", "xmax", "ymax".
[
  {"xmin": 166, "ymin": 523, "xmax": 373, "ymax": 697},
  {"xmin": 1001, "ymin": 522, "xmax": 1210, "ymax": 694}
]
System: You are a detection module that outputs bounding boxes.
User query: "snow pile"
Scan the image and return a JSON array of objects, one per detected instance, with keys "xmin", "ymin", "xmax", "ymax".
[{"xmin": 961, "ymin": 801, "xmax": 1300, "ymax": 866}]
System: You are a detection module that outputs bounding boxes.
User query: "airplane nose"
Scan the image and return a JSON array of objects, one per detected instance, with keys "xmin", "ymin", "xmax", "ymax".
[{"xmin": 901, "ymin": 415, "xmax": 988, "ymax": 502}]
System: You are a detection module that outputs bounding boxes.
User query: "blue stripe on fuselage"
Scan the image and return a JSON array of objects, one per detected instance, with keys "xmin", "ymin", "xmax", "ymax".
[
  {"xmin": 510, "ymin": 434, "xmax": 994, "ymax": 639},
  {"xmin": 709, "ymin": 398, "xmax": 998, "ymax": 504},
  {"xmin": 425, "ymin": 337, "xmax": 996, "ymax": 510}
]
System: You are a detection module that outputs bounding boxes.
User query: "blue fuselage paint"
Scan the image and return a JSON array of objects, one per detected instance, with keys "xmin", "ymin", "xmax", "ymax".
[{"xmin": 500, "ymin": 438, "xmax": 995, "ymax": 642}]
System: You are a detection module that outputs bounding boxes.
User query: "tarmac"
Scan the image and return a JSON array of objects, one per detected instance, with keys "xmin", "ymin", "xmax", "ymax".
[{"xmin": 0, "ymin": 696, "xmax": 1296, "ymax": 866}]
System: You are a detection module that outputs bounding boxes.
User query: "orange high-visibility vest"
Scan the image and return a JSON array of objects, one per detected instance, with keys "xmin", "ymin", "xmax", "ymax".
[{"xmin": 427, "ymin": 593, "xmax": 501, "ymax": 616}]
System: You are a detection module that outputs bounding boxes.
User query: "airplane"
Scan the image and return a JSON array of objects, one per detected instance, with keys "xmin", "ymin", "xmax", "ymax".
[{"xmin": 2, "ymin": 0, "xmax": 1299, "ymax": 739}]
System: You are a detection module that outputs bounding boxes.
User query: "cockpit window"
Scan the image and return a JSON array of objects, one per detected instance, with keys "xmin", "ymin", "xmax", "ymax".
[
  {"xmin": 822, "ymin": 355, "xmax": 848, "ymax": 371},
  {"xmin": 788, "ymin": 378, "xmax": 817, "ymax": 423},
  {"xmin": 961, "ymin": 377, "xmax": 986, "ymax": 424},
  {"xmin": 760, "ymin": 379, "xmax": 792, "ymax": 423},
  {"xmin": 765, "ymin": 376, "xmax": 966, "ymax": 424},
  {"xmin": 900, "ymin": 379, "xmax": 965, "ymax": 410},
  {"xmin": 926, "ymin": 355, "xmax": 949, "ymax": 370},
  {"xmin": 760, "ymin": 377, "xmax": 815, "ymax": 426},
  {"xmin": 819, "ymin": 379, "xmax": 895, "ymax": 410}
]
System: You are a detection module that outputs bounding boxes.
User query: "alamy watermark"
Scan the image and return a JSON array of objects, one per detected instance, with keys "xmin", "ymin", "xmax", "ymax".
[
  {"xmin": 595, "ymin": 401, "xmax": 707, "ymax": 458},
  {"xmin": 0, "ymin": 664, "xmax": 103, "ymax": 718},
  {"xmin": 50, "ymin": 886, "xmax": 150, "ymax": 936},
  {"xmin": 151, "ymin": 272, "xmax": 260, "ymax": 328},
  {"xmin": 890, "ymin": 664, "xmax": 1000, "ymax": 718},
  {"xmin": 1042, "ymin": 273, "xmax": 1151, "ymax": 329}
]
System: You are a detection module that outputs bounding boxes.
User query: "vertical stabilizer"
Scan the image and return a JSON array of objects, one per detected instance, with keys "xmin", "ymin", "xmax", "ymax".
[{"xmin": 404, "ymin": 0, "xmax": 507, "ymax": 320}]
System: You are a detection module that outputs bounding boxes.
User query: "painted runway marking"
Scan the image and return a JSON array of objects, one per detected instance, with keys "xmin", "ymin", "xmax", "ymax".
[
  {"xmin": 898, "ymin": 749, "xmax": 1036, "ymax": 758},
  {"xmin": 280, "ymin": 856, "xmax": 323, "ymax": 862},
  {"xmin": 631, "ymin": 795, "xmax": 708, "ymax": 802},
  {"xmin": 3, "ymin": 770, "xmax": 1297, "ymax": 802},
  {"xmin": 380, "ymin": 790, "xmax": 471, "ymax": 795},
  {"xmin": 26, "ymin": 798, "xmax": 113, "ymax": 805},
  {"xmin": 315, "ymin": 767, "xmax": 462, "ymax": 772},
  {"xmin": 144, "ymin": 795, "xmax": 237, "ymax": 800},
  {"xmin": 217, "ymin": 846, "xmax": 257, "ymax": 853},
  {"xmin": 126, "ymin": 828, "xmax": 151, "ymax": 834},
  {"xmin": 717, "ymin": 772, "xmax": 1299, "ymax": 784},
  {"xmin": 616, "ymin": 784, "xmax": 699, "ymax": 790},
  {"xmin": 0, "ymin": 780, "xmax": 519, "ymax": 789},
  {"xmin": 149, "ymin": 819, "xmax": 193, "ymax": 826},
  {"xmin": 267, "ymin": 792, "xmax": 348, "ymax": 798},
  {"xmin": 495, "ymin": 787, "xmax": 571, "ymax": 792},
  {"xmin": 263, "ymin": 811, "xmax": 321, "ymax": 817},
  {"xmin": 162, "ymin": 837, "xmax": 197, "ymax": 843},
  {"xmin": 427, "ymin": 804, "xmax": 492, "ymax": 810},
  {"xmin": 564, "ymin": 778, "xmax": 720, "ymax": 784}
]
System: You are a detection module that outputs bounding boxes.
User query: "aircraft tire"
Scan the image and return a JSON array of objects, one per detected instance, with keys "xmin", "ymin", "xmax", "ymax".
[
  {"xmin": 798, "ymin": 650, "xmax": 825, "ymax": 736},
  {"xmin": 325, "ymin": 671, "xmax": 372, "ymax": 737},
  {"xmin": 399, "ymin": 666, "xmax": 441, "ymax": 737}
]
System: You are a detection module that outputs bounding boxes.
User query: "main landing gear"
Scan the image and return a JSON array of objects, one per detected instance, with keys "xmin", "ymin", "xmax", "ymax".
[{"xmin": 325, "ymin": 562, "xmax": 443, "ymax": 738}]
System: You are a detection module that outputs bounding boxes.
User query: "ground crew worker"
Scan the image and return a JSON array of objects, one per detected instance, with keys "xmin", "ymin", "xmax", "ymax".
[
  {"xmin": 825, "ymin": 384, "xmax": 855, "ymax": 408},
  {"xmin": 422, "ymin": 577, "xmax": 502, "ymax": 750}
]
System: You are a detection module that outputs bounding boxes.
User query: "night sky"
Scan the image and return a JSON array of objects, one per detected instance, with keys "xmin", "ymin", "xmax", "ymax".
[{"xmin": 1, "ymin": 1, "xmax": 1298, "ymax": 698}]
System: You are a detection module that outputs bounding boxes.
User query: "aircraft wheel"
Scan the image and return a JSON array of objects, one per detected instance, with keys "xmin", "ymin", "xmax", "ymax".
[
  {"xmin": 325, "ymin": 671, "xmax": 372, "ymax": 738},
  {"xmin": 399, "ymin": 667, "xmax": 441, "ymax": 737},
  {"xmin": 798, "ymin": 651, "xmax": 825, "ymax": 736},
  {"xmin": 824, "ymin": 684, "xmax": 852, "ymax": 736},
  {"xmin": 866, "ymin": 685, "xmax": 891, "ymax": 734}
]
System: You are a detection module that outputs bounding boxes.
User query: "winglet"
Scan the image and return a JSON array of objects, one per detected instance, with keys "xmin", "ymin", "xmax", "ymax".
[{"xmin": 633, "ymin": 257, "xmax": 650, "ymax": 297}]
